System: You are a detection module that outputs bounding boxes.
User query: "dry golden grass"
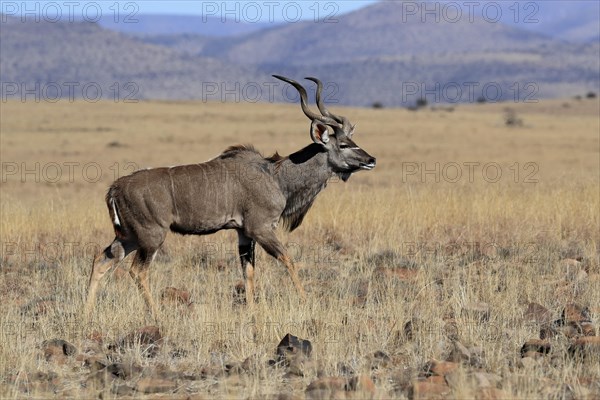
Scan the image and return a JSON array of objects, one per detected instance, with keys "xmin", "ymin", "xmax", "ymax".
[{"xmin": 0, "ymin": 97, "xmax": 599, "ymax": 399}]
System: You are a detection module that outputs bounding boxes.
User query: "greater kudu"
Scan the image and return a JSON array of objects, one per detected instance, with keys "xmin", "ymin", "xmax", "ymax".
[{"xmin": 84, "ymin": 75, "xmax": 376, "ymax": 319}]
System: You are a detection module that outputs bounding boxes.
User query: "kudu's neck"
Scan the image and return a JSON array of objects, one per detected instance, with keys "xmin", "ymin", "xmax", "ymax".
[
  {"xmin": 272, "ymin": 143, "xmax": 333, "ymax": 231},
  {"xmin": 275, "ymin": 143, "xmax": 332, "ymax": 196}
]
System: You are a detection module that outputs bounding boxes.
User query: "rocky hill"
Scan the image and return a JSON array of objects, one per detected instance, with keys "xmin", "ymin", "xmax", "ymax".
[
  {"xmin": 0, "ymin": 16, "xmax": 263, "ymax": 101},
  {"xmin": 1, "ymin": 2, "xmax": 598, "ymax": 106}
]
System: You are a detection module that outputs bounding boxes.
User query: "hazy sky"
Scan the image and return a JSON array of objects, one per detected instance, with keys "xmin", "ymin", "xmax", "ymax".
[
  {"xmin": 10, "ymin": 1, "xmax": 377, "ymax": 22},
  {"xmin": 6, "ymin": 1, "xmax": 597, "ymax": 26},
  {"xmin": 136, "ymin": 1, "xmax": 376, "ymax": 17}
]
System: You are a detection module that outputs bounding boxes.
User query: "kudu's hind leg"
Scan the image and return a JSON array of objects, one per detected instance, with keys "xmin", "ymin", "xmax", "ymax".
[
  {"xmin": 129, "ymin": 248, "xmax": 160, "ymax": 319},
  {"xmin": 251, "ymin": 229, "xmax": 306, "ymax": 301},
  {"xmin": 237, "ymin": 231, "xmax": 256, "ymax": 306},
  {"xmin": 84, "ymin": 238, "xmax": 131, "ymax": 319}
]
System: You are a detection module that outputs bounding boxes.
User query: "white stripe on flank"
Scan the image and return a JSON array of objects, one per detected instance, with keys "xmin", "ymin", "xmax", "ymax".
[{"xmin": 110, "ymin": 198, "xmax": 121, "ymax": 226}]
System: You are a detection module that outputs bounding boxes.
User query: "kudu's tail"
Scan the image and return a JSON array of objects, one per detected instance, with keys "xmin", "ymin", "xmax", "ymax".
[{"xmin": 106, "ymin": 187, "xmax": 127, "ymax": 238}]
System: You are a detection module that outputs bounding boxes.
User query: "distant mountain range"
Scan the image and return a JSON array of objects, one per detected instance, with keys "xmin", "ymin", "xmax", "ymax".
[
  {"xmin": 1, "ymin": 1, "xmax": 598, "ymax": 106},
  {"xmin": 98, "ymin": 13, "xmax": 275, "ymax": 37},
  {"xmin": 0, "ymin": 16, "xmax": 263, "ymax": 101},
  {"xmin": 499, "ymin": 1, "xmax": 599, "ymax": 43},
  {"xmin": 98, "ymin": 2, "xmax": 599, "ymax": 44},
  {"xmin": 187, "ymin": 2, "xmax": 575, "ymax": 66}
]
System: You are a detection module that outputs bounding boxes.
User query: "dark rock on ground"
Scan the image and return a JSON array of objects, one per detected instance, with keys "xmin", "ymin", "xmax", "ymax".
[{"xmin": 276, "ymin": 333, "xmax": 312, "ymax": 365}]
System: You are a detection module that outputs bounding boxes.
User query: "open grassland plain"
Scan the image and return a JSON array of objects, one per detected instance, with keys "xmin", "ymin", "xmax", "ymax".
[{"xmin": 0, "ymin": 97, "xmax": 599, "ymax": 399}]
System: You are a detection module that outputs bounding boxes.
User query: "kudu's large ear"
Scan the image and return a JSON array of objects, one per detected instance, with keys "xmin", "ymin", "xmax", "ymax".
[{"xmin": 310, "ymin": 121, "xmax": 330, "ymax": 146}]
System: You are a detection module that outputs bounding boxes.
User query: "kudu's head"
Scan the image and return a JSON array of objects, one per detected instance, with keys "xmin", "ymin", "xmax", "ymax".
[{"xmin": 273, "ymin": 75, "xmax": 376, "ymax": 181}]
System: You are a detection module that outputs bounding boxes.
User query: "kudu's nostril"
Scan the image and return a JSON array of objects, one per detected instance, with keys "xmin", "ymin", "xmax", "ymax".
[{"xmin": 369, "ymin": 158, "xmax": 376, "ymax": 165}]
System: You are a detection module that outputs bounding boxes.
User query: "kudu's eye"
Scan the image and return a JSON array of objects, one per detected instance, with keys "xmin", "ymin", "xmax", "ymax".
[{"xmin": 339, "ymin": 143, "xmax": 350, "ymax": 149}]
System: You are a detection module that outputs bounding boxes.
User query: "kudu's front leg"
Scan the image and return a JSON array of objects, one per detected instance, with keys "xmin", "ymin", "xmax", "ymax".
[
  {"xmin": 237, "ymin": 231, "xmax": 256, "ymax": 306},
  {"xmin": 277, "ymin": 253, "xmax": 306, "ymax": 301},
  {"xmin": 250, "ymin": 229, "xmax": 306, "ymax": 302}
]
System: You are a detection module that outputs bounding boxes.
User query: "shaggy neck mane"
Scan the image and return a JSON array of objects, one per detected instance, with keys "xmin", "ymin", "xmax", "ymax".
[{"xmin": 273, "ymin": 144, "xmax": 332, "ymax": 231}]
